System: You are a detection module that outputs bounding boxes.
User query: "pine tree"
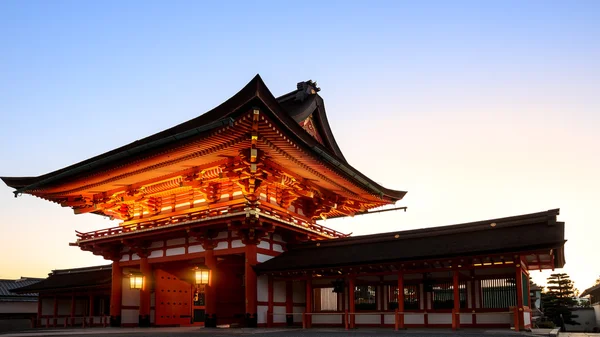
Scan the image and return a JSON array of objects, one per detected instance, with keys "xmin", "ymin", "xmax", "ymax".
[{"xmin": 541, "ymin": 273, "xmax": 579, "ymax": 331}]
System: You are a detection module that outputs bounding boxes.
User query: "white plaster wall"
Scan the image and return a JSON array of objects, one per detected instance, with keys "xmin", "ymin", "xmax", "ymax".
[
  {"xmin": 166, "ymin": 247, "xmax": 185, "ymax": 256},
  {"xmin": 257, "ymin": 305, "xmax": 268, "ymax": 324},
  {"xmin": 149, "ymin": 250, "xmax": 163, "ymax": 258},
  {"xmin": 42, "ymin": 298, "xmax": 53, "ymax": 315},
  {"xmin": 257, "ymin": 254, "xmax": 274, "ymax": 263},
  {"xmin": 215, "ymin": 241, "xmax": 228, "ymax": 250},
  {"xmin": 524, "ymin": 311, "xmax": 531, "ymax": 325},
  {"xmin": 257, "ymin": 275, "xmax": 268, "ymax": 302},
  {"xmin": 57, "ymin": 298, "xmax": 70, "ymax": 315},
  {"xmin": 121, "ymin": 309, "xmax": 138, "ymax": 324},
  {"xmin": 150, "ymin": 241, "xmax": 163, "ymax": 249},
  {"xmin": 355, "ymin": 314, "xmax": 380, "ymax": 324},
  {"xmin": 216, "ymin": 231, "xmax": 228, "ymax": 240},
  {"xmin": 476, "ymin": 312, "xmax": 512, "ymax": 324},
  {"xmin": 0, "ymin": 301, "xmax": 37, "ymax": 314},
  {"xmin": 273, "ymin": 306, "xmax": 286, "ymax": 323},
  {"xmin": 131, "ymin": 253, "xmax": 140, "ymax": 261},
  {"xmin": 258, "ymin": 241, "xmax": 270, "ymax": 250},
  {"xmin": 273, "ymin": 234, "xmax": 283, "ymax": 242},
  {"xmin": 384, "ymin": 313, "xmax": 396, "ymax": 324},
  {"xmin": 428, "ymin": 313, "xmax": 451, "ymax": 324},
  {"xmin": 122, "ymin": 278, "xmax": 140, "ymax": 307},
  {"xmin": 594, "ymin": 304, "xmax": 600, "ymax": 326},
  {"xmin": 120, "ymin": 255, "xmax": 130, "ymax": 262},
  {"xmin": 312, "ymin": 314, "xmax": 342, "ymax": 324},
  {"xmin": 293, "ymin": 281, "xmax": 305, "ymax": 303},
  {"xmin": 274, "ymin": 280, "xmax": 286, "ymax": 303},
  {"xmin": 231, "ymin": 239, "xmax": 244, "ymax": 248},
  {"xmin": 460, "ymin": 313, "xmax": 471, "ymax": 324},
  {"xmin": 188, "ymin": 245, "xmax": 204, "ymax": 253},
  {"xmin": 293, "ymin": 305, "xmax": 304, "ymax": 323},
  {"xmin": 273, "ymin": 244, "xmax": 284, "ymax": 252},
  {"xmin": 566, "ymin": 308, "xmax": 598, "ymax": 331}
]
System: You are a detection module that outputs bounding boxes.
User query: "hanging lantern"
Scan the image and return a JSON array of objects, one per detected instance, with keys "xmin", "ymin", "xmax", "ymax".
[
  {"xmin": 195, "ymin": 266, "xmax": 210, "ymax": 285},
  {"xmin": 129, "ymin": 274, "xmax": 144, "ymax": 290}
]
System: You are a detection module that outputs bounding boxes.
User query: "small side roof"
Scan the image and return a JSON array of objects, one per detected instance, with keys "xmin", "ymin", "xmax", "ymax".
[
  {"xmin": 0, "ymin": 277, "xmax": 44, "ymax": 301},
  {"xmin": 255, "ymin": 209, "xmax": 565, "ymax": 273},
  {"xmin": 581, "ymin": 283, "xmax": 600, "ymax": 297},
  {"xmin": 10, "ymin": 265, "xmax": 112, "ymax": 294}
]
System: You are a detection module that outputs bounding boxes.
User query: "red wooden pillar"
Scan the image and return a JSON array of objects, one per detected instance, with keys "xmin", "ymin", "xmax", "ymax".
[
  {"xmin": 53, "ymin": 295, "xmax": 58, "ymax": 327},
  {"xmin": 267, "ymin": 275, "xmax": 274, "ymax": 327},
  {"xmin": 70, "ymin": 294, "xmax": 75, "ymax": 326},
  {"xmin": 36, "ymin": 296, "xmax": 42, "ymax": 328},
  {"xmin": 348, "ymin": 276, "xmax": 355, "ymax": 329},
  {"xmin": 245, "ymin": 243, "xmax": 258, "ymax": 320},
  {"xmin": 109, "ymin": 261, "xmax": 122, "ymax": 327},
  {"xmin": 452, "ymin": 270, "xmax": 460, "ymax": 330},
  {"xmin": 89, "ymin": 294, "xmax": 94, "ymax": 326},
  {"xmin": 397, "ymin": 272, "xmax": 405, "ymax": 329},
  {"xmin": 139, "ymin": 256, "xmax": 152, "ymax": 327},
  {"xmin": 514, "ymin": 260, "xmax": 524, "ymax": 331},
  {"xmin": 285, "ymin": 281, "xmax": 293, "ymax": 325},
  {"xmin": 470, "ymin": 270, "xmax": 477, "ymax": 326},
  {"xmin": 305, "ymin": 275, "xmax": 312, "ymax": 328},
  {"xmin": 205, "ymin": 248, "xmax": 217, "ymax": 318}
]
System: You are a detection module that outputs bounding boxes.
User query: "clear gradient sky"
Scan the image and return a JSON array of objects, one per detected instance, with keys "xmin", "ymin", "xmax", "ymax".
[{"xmin": 0, "ymin": 1, "xmax": 598, "ymax": 292}]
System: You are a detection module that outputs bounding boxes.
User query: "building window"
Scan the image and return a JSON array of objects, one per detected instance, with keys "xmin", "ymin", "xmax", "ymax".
[
  {"xmin": 313, "ymin": 288, "xmax": 338, "ymax": 311},
  {"xmin": 355, "ymin": 285, "xmax": 376, "ymax": 311},
  {"xmin": 432, "ymin": 281, "xmax": 467, "ymax": 309},
  {"xmin": 481, "ymin": 278, "xmax": 516, "ymax": 308},
  {"xmin": 92, "ymin": 295, "xmax": 110, "ymax": 316},
  {"xmin": 388, "ymin": 285, "xmax": 419, "ymax": 310}
]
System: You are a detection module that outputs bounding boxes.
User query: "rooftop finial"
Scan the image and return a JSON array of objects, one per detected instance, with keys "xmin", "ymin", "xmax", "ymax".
[{"xmin": 295, "ymin": 80, "xmax": 320, "ymax": 101}]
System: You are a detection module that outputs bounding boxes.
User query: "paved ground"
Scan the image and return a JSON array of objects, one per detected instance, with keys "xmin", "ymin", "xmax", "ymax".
[{"xmin": 0, "ymin": 327, "xmax": 555, "ymax": 337}]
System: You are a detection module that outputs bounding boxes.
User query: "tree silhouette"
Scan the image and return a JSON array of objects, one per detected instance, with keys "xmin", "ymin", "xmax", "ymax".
[{"xmin": 541, "ymin": 273, "xmax": 578, "ymax": 331}]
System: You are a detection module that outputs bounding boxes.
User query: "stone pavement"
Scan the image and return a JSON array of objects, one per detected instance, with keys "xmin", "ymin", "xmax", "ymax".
[{"xmin": 0, "ymin": 327, "xmax": 551, "ymax": 337}]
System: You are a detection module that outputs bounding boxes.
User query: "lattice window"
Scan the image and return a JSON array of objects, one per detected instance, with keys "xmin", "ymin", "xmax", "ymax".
[
  {"xmin": 432, "ymin": 281, "xmax": 467, "ymax": 309},
  {"xmin": 481, "ymin": 278, "xmax": 516, "ymax": 308},
  {"xmin": 355, "ymin": 285, "xmax": 376, "ymax": 310},
  {"xmin": 388, "ymin": 285, "xmax": 420, "ymax": 310}
]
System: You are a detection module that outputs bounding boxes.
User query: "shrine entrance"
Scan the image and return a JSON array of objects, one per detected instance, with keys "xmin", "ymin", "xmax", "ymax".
[
  {"xmin": 154, "ymin": 269, "xmax": 193, "ymax": 326},
  {"xmin": 214, "ymin": 254, "xmax": 245, "ymax": 326}
]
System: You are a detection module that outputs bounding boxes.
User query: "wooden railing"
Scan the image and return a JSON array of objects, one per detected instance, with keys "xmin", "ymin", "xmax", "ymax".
[{"xmin": 75, "ymin": 205, "xmax": 348, "ymax": 241}]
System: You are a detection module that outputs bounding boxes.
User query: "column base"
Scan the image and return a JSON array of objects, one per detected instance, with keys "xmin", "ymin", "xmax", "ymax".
[
  {"xmin": 109, "ymin": 315, "xmax": 121, "ymax": 327},
  {"xmin": 205, "ymin": 314, "xmax": 217, "ymax": 328},
  {"xmin": 138, "ymin": 315, "xmax": 151, "ymax": 327},
  {"xmin": 245, "ymin": 313, "xmax": 257, "ymax": 328}
]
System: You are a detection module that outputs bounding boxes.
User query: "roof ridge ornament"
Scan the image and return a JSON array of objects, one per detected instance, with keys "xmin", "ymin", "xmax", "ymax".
[{"xmin": 295, "ymin": 80, "xmax": 320, "ymax": 102}]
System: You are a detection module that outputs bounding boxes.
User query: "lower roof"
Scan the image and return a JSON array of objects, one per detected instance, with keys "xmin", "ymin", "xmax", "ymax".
[
  {"xmin": 11, "ymin": 265, "xmax": 112, "ymax": 294},
  {"xmin": 255, "ymin": 209, "xmax": 566, "ymax": 273}
]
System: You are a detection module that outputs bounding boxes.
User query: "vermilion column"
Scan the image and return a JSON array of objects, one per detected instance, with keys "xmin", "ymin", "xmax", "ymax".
[
  {"xmin": 515, "ymin": 261, "xmax": 524, "ymax": 331},
  {"xmin": 285, "ymin": 281, "xmax": 293, "ymax": 326},
  {"xmin": 205, "ymin": 248, "xmax": 217, "ymax": 321},
  {"xmin": 452, "ymin": 270, "xmax": 460, "ymax": 330},
  {"xmin": 245, "ymin": 243, "xmax": 258, "ymax": 325},
  {"xmin": 348, "ymin": 276, "xmax": 355, "ymax": 329},
  {"xmin": 305, "ymin": 275, "xmax": 312, "ymax": 328},
  {"xmin": 110, "ymin": 261, "xmax": 122, "ymax": 327},
  {"xmin": 139, "ymin": 257, "xmax": 152, "ymax": 327},
  {"xmin": 397, "ymin": 272, "xmax": 405, "ymax": 329}
]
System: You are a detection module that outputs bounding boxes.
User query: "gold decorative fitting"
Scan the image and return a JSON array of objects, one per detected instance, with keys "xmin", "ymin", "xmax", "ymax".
[
  {"xmin": 394, "ymin": 234, "xmax": 400, "ymax": 239},
  {"xmin": 472, "ymin": 310, "xmax": 475, "ymax": 313},
  {"xmin": 490, "ymin": 222, "xmax": 496, "ymax": 227},
  {"xmin": 518, "ymin": 308, "xmax": 523, "ymax": 312},
  {"xmin": 316, "ymin": 243, "xmax": 321, "ymax": 247},
  {"xmin": 516, "ymin": 264, "xmax": 521, "ymax": 267}
]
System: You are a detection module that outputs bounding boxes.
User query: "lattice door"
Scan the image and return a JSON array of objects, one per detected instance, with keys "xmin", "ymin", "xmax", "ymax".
[{"xmin": 154, "ymin": 269, "xmax": 192, "ymax": 326}]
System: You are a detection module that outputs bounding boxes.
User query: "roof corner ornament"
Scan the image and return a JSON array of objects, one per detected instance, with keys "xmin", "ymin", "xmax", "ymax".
[{"xmin": 295, "ymin": 80, "xmax": 320, "ymax": 102}]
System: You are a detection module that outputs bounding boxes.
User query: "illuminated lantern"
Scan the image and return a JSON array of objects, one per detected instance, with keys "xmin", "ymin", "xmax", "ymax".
[
  {"xmin": 129, "ymin": 274, "xmax": 143, "ymax": 290},
  {"xmin": 195, "ymin": 267, "xmax": 210, "ymax": 285}
]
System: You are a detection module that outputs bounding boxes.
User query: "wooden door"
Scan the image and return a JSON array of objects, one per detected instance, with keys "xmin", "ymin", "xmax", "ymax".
[{"xmin": 154, "ymin": 269, "xmax": 192, "ymax": 326}]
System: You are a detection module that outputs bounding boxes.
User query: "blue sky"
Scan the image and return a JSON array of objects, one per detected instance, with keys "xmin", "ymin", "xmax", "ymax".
[{"xmin": 0, "ymin": 1, "xmax": 599, "ymax": 291}]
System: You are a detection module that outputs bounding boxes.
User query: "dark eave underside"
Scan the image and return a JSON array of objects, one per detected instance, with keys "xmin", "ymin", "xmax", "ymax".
[{"xmin": 255, "ymin": 209, "xmax": 565, "ymax": 273}]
